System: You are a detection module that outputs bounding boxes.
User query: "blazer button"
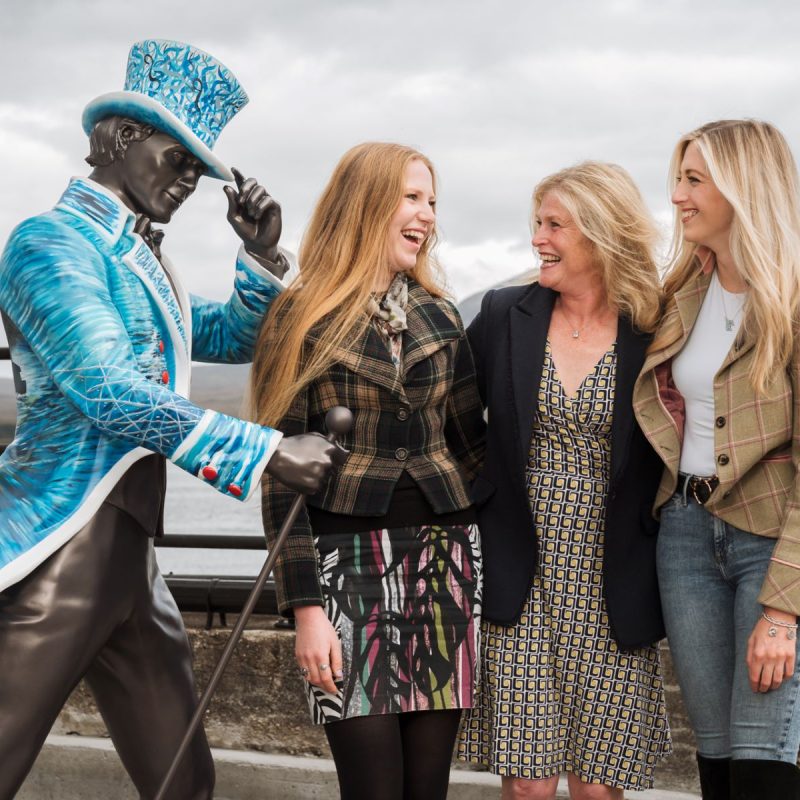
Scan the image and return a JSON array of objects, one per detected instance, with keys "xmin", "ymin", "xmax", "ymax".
[
  {"xmin": 717, "ymin": 453, "xmax": 730, "ymax": 466},
  {"xmin": 395, "ymin": 447, "xmax": 409, "ymax": 461},
  {"xmin": 202, "ymin": 465, "xmax": 218, "ymax": 480},
  {"xmin": 715, "ymin": 416, "xmax": 726, "ymax": 428},
  {"xmin": 396, "ymin": 406, "xmax": 410, "ymax": 421},
  {"xmin": 227, "ymin": 483, "xmax": 243, "ymax": 497},
  {"xmin": 159, "ymin": 340, "xmax": 165, "ymax": 353},
  {"xmin": 161, "ymin": 370, "xmax": 170, "ymax": 384}
]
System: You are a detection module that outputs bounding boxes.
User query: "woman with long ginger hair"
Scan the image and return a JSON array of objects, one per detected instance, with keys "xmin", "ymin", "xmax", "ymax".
[
  {"xmin": 252, "ymin": 142, "xmax": 486, "ymax": 800},
  {"xmin": 634, "ymin": 119, "xmax": 800, "ymax": 798}
]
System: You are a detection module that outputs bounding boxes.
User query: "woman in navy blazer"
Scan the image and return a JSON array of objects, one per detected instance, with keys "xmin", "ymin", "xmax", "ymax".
[
  {"xmin": 466, "ymin": 280, "xmax": 665, "ymax": 643},
  {"xmin": 458, "ymin": 162, "xmax": 670, "ymax": 799}
]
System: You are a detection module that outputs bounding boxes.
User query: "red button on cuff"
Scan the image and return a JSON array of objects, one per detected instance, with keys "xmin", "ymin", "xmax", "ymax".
[
  {"xmin": 158, "ymin": 340, "xmax": 165, "ymax": 353},
  {"xmin": 202, "ymin": 465, "xmax": 218, "ymax": 480},
  {"xmin": 227, "ymin": 484, "xmax": 243, "ymax": 497},
  {"xmin": 161, "ymin": 371, "xmax": 170, "ymax": 384}
]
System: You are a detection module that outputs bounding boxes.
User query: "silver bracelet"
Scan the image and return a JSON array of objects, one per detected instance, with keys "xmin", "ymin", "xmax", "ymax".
[{"xmin": 762, "ymin": 611, "xmax": 798, "ymax": 640}]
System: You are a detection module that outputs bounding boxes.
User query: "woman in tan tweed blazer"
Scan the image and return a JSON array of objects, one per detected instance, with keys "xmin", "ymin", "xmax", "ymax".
[
  {"xmin": 634, "ymin": 119, "xmax": 800, "ymax": 799},
  {"xmin": 251, "ymin": 142, "xmax": 485, "ymax": 800}
]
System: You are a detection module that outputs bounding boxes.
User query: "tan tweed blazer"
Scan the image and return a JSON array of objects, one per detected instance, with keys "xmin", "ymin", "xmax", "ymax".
[{"xmin": 633, "ymin": 267, "xmax": 800, "ymax": 614}]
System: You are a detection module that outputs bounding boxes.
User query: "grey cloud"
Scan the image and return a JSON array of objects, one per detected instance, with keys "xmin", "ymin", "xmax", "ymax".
[{"xmin": 1, "ymin": 0, "xmax": 800, "ymax": 311}]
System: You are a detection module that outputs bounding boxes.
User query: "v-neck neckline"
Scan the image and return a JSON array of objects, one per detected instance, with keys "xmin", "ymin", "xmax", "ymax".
[{"xmin": 546, "ymin": 339, "xmax": 616, "ymax": 402}]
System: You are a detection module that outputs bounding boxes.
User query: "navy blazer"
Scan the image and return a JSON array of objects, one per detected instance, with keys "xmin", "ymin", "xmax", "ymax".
[{"xmin": 468, "ymin": 282, "xmax": 665, "ymax": 650}]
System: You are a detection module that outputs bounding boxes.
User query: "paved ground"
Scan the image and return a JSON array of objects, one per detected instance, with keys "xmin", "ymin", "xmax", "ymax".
[
  {"xmin": 19, "ymin": 735, "xmax": 700, "ymax": 799},
  {"xmin": 54, "ymin": 620, "xmax": 701, "ymax": 796}
]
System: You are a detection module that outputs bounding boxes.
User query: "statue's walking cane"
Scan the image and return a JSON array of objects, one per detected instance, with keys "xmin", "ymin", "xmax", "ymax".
[{"xmin": 154, "ymin": 406, "xmax": 353, "ymax": 800}]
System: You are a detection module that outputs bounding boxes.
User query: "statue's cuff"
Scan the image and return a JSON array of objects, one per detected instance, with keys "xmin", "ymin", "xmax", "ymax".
[
  {"xmin": 171, "ymin": 409, "xmax": 283, "ymax": 501},
  {"xmin": 238, "ymin": 245, "xmax": 294, "ymax": 288}
]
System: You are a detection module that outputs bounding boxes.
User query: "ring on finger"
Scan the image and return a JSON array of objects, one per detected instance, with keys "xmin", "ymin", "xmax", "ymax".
[
  {"xmin": 319, "ymin": 663, "xmax": 329, "ymax": 671},
  {"xmin": 299, "ymin": 666, "xmax": 309, "ymax": 677}
]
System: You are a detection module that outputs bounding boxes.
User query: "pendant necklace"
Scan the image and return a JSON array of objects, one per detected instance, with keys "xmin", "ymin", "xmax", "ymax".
[
  {"xmin": 717, "ymin": 273, "xmax": 744, "ymax": 333},
  {"xmin": 558, "ymin": 304, "xmax": 592, "ymax": 339},
  {"xmin": 569, "ymin": 325, "xmax": 587, "ymax": 339}
]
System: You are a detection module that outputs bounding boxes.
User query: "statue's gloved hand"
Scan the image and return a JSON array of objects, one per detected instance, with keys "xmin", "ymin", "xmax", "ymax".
[
  {"xmin": 224, "ymin": 167, "xmax": 288, "ymax": 278},
  {"xmin": 265, "ymin": 432, "xmax": 349, "ymax": 494}
]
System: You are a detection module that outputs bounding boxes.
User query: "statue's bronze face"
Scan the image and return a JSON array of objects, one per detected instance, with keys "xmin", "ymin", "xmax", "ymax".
[{"xmin": 117, "ymin": 131, "xmax": 206, "ymax": 223}]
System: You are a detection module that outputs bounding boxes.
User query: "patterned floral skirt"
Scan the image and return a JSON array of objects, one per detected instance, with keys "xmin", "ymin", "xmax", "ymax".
[{"xmin": 306, "ymin": 523, "xmax": 482, "ymax": 724}]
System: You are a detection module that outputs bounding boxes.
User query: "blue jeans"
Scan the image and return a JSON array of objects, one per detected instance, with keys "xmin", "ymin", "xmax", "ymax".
[{"xmin": 657, "ymin": 493, "xmax": 800, "ymax": 762}]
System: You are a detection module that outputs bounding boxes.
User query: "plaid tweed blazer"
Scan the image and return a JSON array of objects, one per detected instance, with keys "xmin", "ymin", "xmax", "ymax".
[
  {"xmin": 261, "ymin": 280, "xmax": 486, "ymax": 614},
  {"xmin": 633, "ymin": 265, "xmax": 800, "ymax": 614}
]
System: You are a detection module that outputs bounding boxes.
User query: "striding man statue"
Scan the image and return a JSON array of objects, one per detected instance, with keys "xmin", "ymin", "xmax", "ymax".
[{"xmin": 0, "ymin": 39, "xmax": 338, "ymax": 799}]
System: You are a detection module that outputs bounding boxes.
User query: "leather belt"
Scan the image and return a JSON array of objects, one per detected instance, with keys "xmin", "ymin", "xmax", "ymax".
[{"xmin": 679, "ymin": 472, "xmax": 719, "ymax": 505}]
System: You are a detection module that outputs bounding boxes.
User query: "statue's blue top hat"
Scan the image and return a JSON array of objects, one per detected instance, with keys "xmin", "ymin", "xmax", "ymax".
[{"xmin": 82, "ymin": 39, "xmax": 248, "ymax": 181}]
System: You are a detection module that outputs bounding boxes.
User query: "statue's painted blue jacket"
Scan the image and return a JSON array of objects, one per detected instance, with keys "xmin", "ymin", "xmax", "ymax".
[{"xmin": 0, "ymin": 177, "xmax": 283, "ymax": 590}]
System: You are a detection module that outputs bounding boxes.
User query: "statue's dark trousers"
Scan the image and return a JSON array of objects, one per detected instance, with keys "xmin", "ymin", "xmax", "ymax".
[{"xmin": 0, "ymin": 502, "xmax": 214, "ymax": 800}]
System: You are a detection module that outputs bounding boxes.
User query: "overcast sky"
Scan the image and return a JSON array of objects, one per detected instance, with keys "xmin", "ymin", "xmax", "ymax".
[{"xmin": 2, "ymin": 0, "xmax": 799, "ymax": 312}]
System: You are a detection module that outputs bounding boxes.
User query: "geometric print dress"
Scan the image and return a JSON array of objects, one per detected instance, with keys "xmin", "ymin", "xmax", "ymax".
[{"xmin": 458, "ymin": 342, "xmax": 671, "ymax": 790}]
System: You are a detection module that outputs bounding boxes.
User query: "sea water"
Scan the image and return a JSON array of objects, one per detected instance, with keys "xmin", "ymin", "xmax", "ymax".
[{"xmin": 158, "ymin": 463, "xmax": 265, "ymax": 577}]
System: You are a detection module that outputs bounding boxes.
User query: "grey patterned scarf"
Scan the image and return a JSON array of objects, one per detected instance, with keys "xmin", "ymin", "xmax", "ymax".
[
  {"xmin": 368, "ymin": 273, "xmax": 409, "ymax": 370},
  {"xmin": 368, "ymin": 273, "xmax": 409, "ymax": 336}
]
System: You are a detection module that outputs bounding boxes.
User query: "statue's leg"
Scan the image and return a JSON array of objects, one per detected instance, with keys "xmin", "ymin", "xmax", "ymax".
[
  {"xmin": 84, "ymin": 525, "xmax": 214, "ymax": 800},
  {"xmin": 0, "ymin": 504, "xmax": 137, "ymax": 800}
]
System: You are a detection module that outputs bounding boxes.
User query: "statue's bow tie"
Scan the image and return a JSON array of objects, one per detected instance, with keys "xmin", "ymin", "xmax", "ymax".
[{"xmin": 134, "ymin": 215, "xmax": 165, "ymax": 260}]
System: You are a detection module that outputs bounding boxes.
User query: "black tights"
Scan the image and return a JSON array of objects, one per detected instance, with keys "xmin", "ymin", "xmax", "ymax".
[{"xmin": 324, "ymin": 709, "xmax": 462, "ymax": 800}]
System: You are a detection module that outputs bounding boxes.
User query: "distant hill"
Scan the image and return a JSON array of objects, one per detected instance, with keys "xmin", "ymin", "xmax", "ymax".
[{"xmin": 457, "ymin": 270, "xmax": 537, "ymax": 326}]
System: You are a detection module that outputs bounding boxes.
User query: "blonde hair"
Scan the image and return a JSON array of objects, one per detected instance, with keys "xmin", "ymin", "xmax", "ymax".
[
  {"xmin": 251, "ymin": 142, "xmax": 446, "ymax": 427},
  {"xmin": 652, "ymin": 119, "xmax": 800, "ymax": 393},
  {"xmin": 532, "ymin": 161, "xmax": 662, "ymax": 333}
]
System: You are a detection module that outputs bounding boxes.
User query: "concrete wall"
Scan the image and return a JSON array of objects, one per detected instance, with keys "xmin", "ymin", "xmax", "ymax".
[{"xmin": 52, "ymin": 613, "xmax": 700, "ymax": 794}]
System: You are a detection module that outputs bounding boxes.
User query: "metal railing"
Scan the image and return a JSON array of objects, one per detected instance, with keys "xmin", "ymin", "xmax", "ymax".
[
  {"xmin": 157, "ymin": 535, "xmax": 281, "ymax": 627},
  {"xmin": 0, "ymin": 348, "xmax": 281, "ymax": 627}
]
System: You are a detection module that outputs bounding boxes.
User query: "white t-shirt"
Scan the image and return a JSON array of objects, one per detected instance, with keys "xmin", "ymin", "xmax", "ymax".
[{"xmin": 672, "ymin": 271, "xmax": 747, "ymax": 476}]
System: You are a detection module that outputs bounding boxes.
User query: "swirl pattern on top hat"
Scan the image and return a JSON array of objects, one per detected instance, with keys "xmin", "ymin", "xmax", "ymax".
[{"xmin": 124, "ymin": 40, "xmax": 248, "ymax": 150}]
